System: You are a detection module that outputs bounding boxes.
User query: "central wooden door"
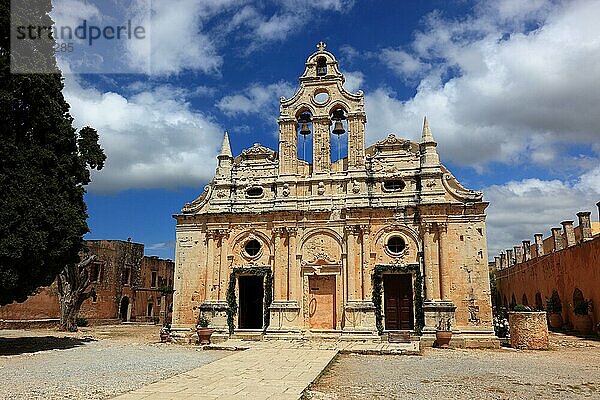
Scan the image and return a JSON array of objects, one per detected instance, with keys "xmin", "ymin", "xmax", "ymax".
[
  {"xmin": 238, "ymin": 275, "xmax": 264, "ymax": 329},
  {"xmin": 383, "ymin": 274, "xmax": 414, "ymax": 330},
  {"xmin": 308, "ymin": 275, "xmax": 336, "ymax": 329}
]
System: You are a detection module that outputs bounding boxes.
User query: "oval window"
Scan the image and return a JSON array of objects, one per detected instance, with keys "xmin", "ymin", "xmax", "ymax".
[
  {"xmin": 386, "ymin": 236, "xmax": 406, "ymax": 255},
  {"xmin": 383, "ymin": 180, "xmax": 405, "ymax": 191},
  {"xmin": 246, "ymin": 186, "xmax": 263, "ymax": 198},
  {"xmin": 314, "ymin": 91, "xmax": 329, "ymax": 104},
  {"xmin": 245, "ymin": 239, "xmax": 261, "ymax": 257}
]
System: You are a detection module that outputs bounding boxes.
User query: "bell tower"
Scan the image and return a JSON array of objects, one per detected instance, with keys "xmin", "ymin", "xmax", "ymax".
[{"xmin": 278, "ymin": 42, "xmax": 366, "ymax": 176}]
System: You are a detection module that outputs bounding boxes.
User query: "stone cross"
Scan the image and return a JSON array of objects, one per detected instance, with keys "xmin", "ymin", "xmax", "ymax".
[{"xmin": 317, "ymin": 41, "xmax": 327, "ymax": 51}]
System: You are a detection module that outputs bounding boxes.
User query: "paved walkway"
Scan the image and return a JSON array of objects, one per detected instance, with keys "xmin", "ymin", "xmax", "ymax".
[{"xmin": 112, "ymin": 347, "xmax": 338, "ymax": 400}]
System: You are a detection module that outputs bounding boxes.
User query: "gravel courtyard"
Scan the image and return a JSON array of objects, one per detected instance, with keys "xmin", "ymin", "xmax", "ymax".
[
  {"xmin": 306, "ymin": 333, "xmax": 600, "ymax": 400},
  {"xmin": 0, "ymin": 325, "xmax": 229, "ymax": 399}
]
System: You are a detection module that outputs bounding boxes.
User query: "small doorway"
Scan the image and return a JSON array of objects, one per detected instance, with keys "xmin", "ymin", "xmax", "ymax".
[
  {"xmin": 238, "ymin": 275, "xmax": 264, "ymax": 329},
  {"xmin": 308, "ymin": 275, "xmax": 336, "ymax": 330},
  {"xmin": 383, "ymin": 274, "xmax": 414, "ymax": 330},
  {"xmin": 119, "ymin": 296, "xmax": 130, "ymax": 322}
]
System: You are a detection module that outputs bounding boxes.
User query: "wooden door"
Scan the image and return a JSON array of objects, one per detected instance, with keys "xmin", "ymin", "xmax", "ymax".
[
  {"xmin": 238, "ymin": 275, "xmax": 264, "ymax": 329},
  {"xmin": 384, "ymin": 274, "xmax": 414, "ymax": 330},
  {"xmin": 308, "ymin": 275, "xmax": 336, "ymax": 329}
]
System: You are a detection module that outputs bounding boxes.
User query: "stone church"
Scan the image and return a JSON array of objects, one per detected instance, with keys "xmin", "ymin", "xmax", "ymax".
[{"xmin": 173, "ymin": 43, "xmax": 496, "ymax": 346}]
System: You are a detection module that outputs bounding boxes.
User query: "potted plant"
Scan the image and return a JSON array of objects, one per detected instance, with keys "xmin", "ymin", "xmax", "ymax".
[
  {"xmin": 435, "ymin": 318, "xmax": 452, "ymax": 348},
  {"xmin": 573, "ymin": 299, "xmax": 593, "ymax": 335},
  {"xmin": 546, "ymin": 296, "xmax": 563, "ymax": 330},
  {"xmin": 196, "ymin": 315, "xmax": 214, "ymax": 345}
]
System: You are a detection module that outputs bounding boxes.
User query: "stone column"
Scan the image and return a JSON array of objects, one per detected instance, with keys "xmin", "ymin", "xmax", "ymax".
[
  {"xmin": 359, "ymin": 224, "xmax": 370, "ymax": 300},
  {"xmin": 347, "ymin": 113, "xmax": 366, "ymax": 170},
  {"xmin": 561, "ymin": 220, "xmax": 576, "ymax": 247},
  {"xmin": 522, "ymin": 240, "xmax": 531, "ymax": 261},
  {"xmin": 287, "ymin": 228, "xmax": 299, "ymax": 301},
  {"xmin": 534, "ymin": 233, "xmax": 544, "ymax": 257},
  {"xmin": 312, "ymin": 116, "xmax": 331, "ymax": 173},
  {"xmin": 216, "ymin": 230, "xmax": 229, "ymax": 302},
  {"xmin": 494, "ymin": 256, "xmax": 500, "ymax": 270},
  {"xmin": 423, "ymin": 223, "xmax": 440, "ymax": 300},
  {"xmin": 278, "ymin": 119, "xmax": 298, "ymax": 175},
  {"xmin": 344, "ymin": 225, "xmax": 359, "ymax": 301},
  {"xmin": 551, "ymin": 228, "xmax": 564, "ymax": 251},
  {"xmin": 205, "ymin": 230, "xmax": 217, "ymax": 300},
  {"xmin": 273, "ymin": 227, "xmax": 287, "ymax": 301},
  {"xmin": 438, "ymin": 223, "xmax": 449, "ymax": 300},
  {"xmin": 577, "ymin": 211, "xmax": 593, "ymax": 242}
]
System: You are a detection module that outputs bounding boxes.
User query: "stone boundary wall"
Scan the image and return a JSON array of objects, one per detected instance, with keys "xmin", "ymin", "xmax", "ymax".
[{"xmin": 496, "ymin": 235, "xmax": 600, "ymax": 332}]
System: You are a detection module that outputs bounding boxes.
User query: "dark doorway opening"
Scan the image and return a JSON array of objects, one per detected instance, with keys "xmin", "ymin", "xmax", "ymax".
[
  {"xmin": 238, "ymin": 275, "xmax": 264, "ymax": 329},
  {"xmin": 383, "ymin": 274, "xmax": 414, "ymax": 330},
  {"xmin": 119, "ymin": 296, "xmax": 129, "ymax": 322}
]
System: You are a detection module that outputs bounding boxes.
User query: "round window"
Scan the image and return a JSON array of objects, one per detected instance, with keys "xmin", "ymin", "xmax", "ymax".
[
  {"xmin": 244, "ymin": 239, "xmax": 261, "ymax": 257},
  {"xmin": 314, "ymin": 91, "xmax": 329, "ymax": 104},
  {"xmin": 386, "ymin": 236, "xmax": 406, "ymax": 255}
]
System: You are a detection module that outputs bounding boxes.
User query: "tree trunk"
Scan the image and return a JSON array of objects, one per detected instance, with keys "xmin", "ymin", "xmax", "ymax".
[{"xmin": 58, "ymin": 255, "xmax": 95, "ymax": 332}]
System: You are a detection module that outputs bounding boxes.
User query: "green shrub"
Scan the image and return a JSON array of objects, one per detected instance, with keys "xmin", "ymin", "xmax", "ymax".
[
  {"xmin": 574, "ymin": 299, "xmax": 590, "ymax": 316},
  {"xmin": 513, "ymin": 304, "xmax": 532, "ymax": 312},
  {"xmin": 76, "ymin": 317, "xmax": 88, "ymax": 327}
]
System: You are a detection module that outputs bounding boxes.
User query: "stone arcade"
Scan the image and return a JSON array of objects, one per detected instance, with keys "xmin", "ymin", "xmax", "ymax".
[{"xmin": 172, "ymin": 43, "xmax": 496, "ymax": 346}]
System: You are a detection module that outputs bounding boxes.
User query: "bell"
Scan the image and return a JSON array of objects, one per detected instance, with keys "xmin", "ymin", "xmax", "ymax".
[
  {"xmin": 299, "ymin": 122, "xmax": 311, "ymax": 136},
  {"xmin": 332, "ymin": 120, "xmax": 345, "ymax": 135}
]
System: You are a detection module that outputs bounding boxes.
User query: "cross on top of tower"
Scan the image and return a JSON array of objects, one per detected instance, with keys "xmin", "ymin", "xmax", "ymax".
[{"xmin": 316, "ymin": 41, "xmax": 327, "ymax": 52}]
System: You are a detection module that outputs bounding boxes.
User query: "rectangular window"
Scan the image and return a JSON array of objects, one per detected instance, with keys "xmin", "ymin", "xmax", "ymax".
[
  {"xmin": 147, "ymin": 303, "xmax": 153, "ymax": 317},
  {"xmin": 89, "ymin": 262, "xmax": 100, "ymax": 283},
  {"xmin": 123, "ymin": 268, "xmax": 131, "ymax": 285},
  {"xmin": 151, "ymin": 271, "xmax": 157, "ymax": 288}
]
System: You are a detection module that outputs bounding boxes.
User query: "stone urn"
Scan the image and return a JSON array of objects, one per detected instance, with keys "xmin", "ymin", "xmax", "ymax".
[
  {"xmin": 547, "ymin": 312, "xmax": 563, "ymax": 330},
  {"xmin": 508, "ymin": 311, "xmax": 549, "ymax": 350},
  {"xmin": 573, "ymin": 314, "xmax": 593, "ymax": 335}
]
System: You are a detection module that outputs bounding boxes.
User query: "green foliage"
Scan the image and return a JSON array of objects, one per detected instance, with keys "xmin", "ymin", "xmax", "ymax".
[
  {"xmin": 0, "ymin": 1, "xmax": 105, "ymax": 305},
  {"xmin": 573, "ymin": 299, "xmax": 590, "ymax": 316},
  {"xmin": 196, "ymin": 315, "xmax": 210, "ymax": 328},
  {"xmin": 226, "ymin": 267, "xmax": 273, "ymax": 335},
  {"xmin": 372, "ymin": 263, "xmax": 424, "ymax": 335},
  {"xmin": 546, "ymin": 293, "xmax": 562, "ymax": 313},
  {"xmin": 75, "ymin": 317, "xmax": 88, "ymax": 327}
]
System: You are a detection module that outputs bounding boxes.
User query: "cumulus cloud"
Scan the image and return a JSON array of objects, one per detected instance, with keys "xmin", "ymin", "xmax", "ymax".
[
  {"xmin": 63, "ymin": 76, "xmax": 223, "ymax": 193},
  {"xmin": 342, "ymin": 71, "xmax": 364, "ymax": 93},
  {"xmin": 217, "ymin": 81, "xmax": 295, "ymax": 118},
  {"xmin": 365, "ymin": 0, "xmax": 600, "ymax": 169},
  {"xmin": 484, "ymin": 165, "xmax": 600, "ymax": 258}
]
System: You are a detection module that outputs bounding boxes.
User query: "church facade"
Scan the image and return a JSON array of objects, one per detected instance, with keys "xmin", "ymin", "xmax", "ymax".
[{"xmin": 172, "ymin": 43, "xmax": 496, "ymax": 346}]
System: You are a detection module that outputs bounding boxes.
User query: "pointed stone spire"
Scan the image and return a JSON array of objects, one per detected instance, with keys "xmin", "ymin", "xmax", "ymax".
[
  {"xmin": 421, "ymin": 116, "xmax": 435, "ymax": 143},
  {"xmin": 218, "ymin": 131, "xmax": 232, "ymax": 159}
]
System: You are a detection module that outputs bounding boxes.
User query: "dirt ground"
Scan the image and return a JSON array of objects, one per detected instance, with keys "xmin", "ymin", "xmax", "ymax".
[{"xmin": 306, "ymin": 333, "xmax": 600, "ymax": 400}]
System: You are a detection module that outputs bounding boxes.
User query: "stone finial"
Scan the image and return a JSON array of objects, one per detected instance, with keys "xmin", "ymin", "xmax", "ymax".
[
  {"xmin": 522, "ymin": 240, "xmax": 531, "ymax": 261},
  {"xmin": 421, "ymin": 116, "xmax": 435, "ymax": 143},
  {"xmin": 577, "ymin": 211, "xmax": 593, "ymax": 241},
  {"xmin": 533, "ymin": 233, "xmax": 544, "ymax": 257},
  {"xmin": 561, "ymin": 220, "xmax": 576, "ymax": 247},
  {"xmin": 218, "ymin": 131, "xmax": 233, "ymax": 159},
  {"xmin": 513, "ymin": 246, "xmax": 523, "ymax": 264},
  {"xmin": 506, "ymin": 249, "xmax": 514, "ymax": 266},
  {"xmin": 499, "ymin": 253, "xmax": 506, "ymax": 269},
  {"xmin": 494, "ymin": 256, "xmax": 501, "ymax": 270},
  {"xmin": 551, "ymin": 227, "xmax": 564, "ymax": 251},
  {"xmin": 316, "ymin": 41, "xmax": 327, "ymax": 52}
]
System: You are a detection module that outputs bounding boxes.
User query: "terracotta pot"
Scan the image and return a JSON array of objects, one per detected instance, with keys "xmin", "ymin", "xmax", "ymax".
[
  {"xmin": 573, "ymin": 314, "xmax": 593, "ymax": 335},
  {"xmin": 197, "ymin": 328, "xmax": 214, "ymax": 345},
  {"xmin": 435, "ymin": 330, "xmax": 452, "ymax": 348},
  {"xmin": 548, "ymin": 312, "xmax": 563, "ymax": 330}
]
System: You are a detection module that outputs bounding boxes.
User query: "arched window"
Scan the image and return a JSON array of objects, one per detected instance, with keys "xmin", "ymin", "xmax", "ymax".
[
  {"xmin": 316, "ymin": 57, "xmax": 327, "ymax": 76},
  {"xmin": 522, "ymin": 293, "xmax": 529, "ymax": 307},
  {"xmin": 297, "ymin": 111, "xmax": 313, "ymax": 162},
  {"xmin": 573, "ymin": 288, "xmax": 584, "ymax": 305},
  {"xmin": 535, "ymin": 292, "xmax": 543, "ymax": 310},
  {"xmin": 510, "ymin": 294, "xmax": 517, "ymax": 309},
  {"xmin": 330, "ymin": 107, "xmax": 347, "ymax": 164}
]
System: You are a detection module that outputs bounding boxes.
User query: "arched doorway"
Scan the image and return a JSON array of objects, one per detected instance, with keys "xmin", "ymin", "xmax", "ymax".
[{"xmin": 119, "ymin": 296, "xmax": 130, "ymax": 322}]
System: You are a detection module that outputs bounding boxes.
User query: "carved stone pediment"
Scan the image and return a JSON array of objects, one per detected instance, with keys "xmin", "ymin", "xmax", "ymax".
[
  {"xmin": 374, "ymin": 134, "xmax": 412, "ymax": 152},
  {"xmin": 301, "ymin": 252, "xmax": 339, "ymax": 266},
  {"xmin": 241, "ymin": 143, "xmax": 277, "ymax": 161}
]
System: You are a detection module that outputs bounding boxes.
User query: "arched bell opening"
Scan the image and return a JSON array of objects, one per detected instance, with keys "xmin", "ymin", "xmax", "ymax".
[
  {"xmin": 296, "ymin": 110, "xmax": 314, "ymax": 164},
  {"xmin": 316, "ymin": 56, "xmax": 327, "ymax": 76},
  {"xmin": 329, "ymin": 107, "xmax": 348, "ymax": 166}
]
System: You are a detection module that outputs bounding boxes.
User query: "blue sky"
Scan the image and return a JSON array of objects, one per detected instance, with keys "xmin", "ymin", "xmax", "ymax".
[{"xmin": 52, "ymin": 0, "xmax": 600, "ymax": 259}]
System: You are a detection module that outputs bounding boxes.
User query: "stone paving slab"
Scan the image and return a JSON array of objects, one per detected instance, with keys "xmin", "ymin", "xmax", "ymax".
[{"xmin": 112, "ymin": 347, "xmax": 338, "ymax": 400}]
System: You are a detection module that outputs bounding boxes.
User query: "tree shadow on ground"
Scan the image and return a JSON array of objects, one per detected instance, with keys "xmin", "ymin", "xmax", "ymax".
[{"xmin": 0, "ymin": 336, "xmax": 96, "ymax": 356}]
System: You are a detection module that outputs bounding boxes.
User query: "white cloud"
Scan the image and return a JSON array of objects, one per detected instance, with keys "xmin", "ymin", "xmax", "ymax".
[
  {"xmin": 63, "ymin": 77, "xmax": 223, "ymax": 193},
  {"xmin": 342, "ymin": 71, "xmax": 364, "ymax": 93},
  {"xmin": 366, "ymin": 0, "xmax": 600, "ymax": 169},
  {"xmin": 217, "ymin": 81, "xmax": 295, "ymax": 118},
  {"xmin": 484, "ymin": 165, "xmax": 600, "ymax": 258}
]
